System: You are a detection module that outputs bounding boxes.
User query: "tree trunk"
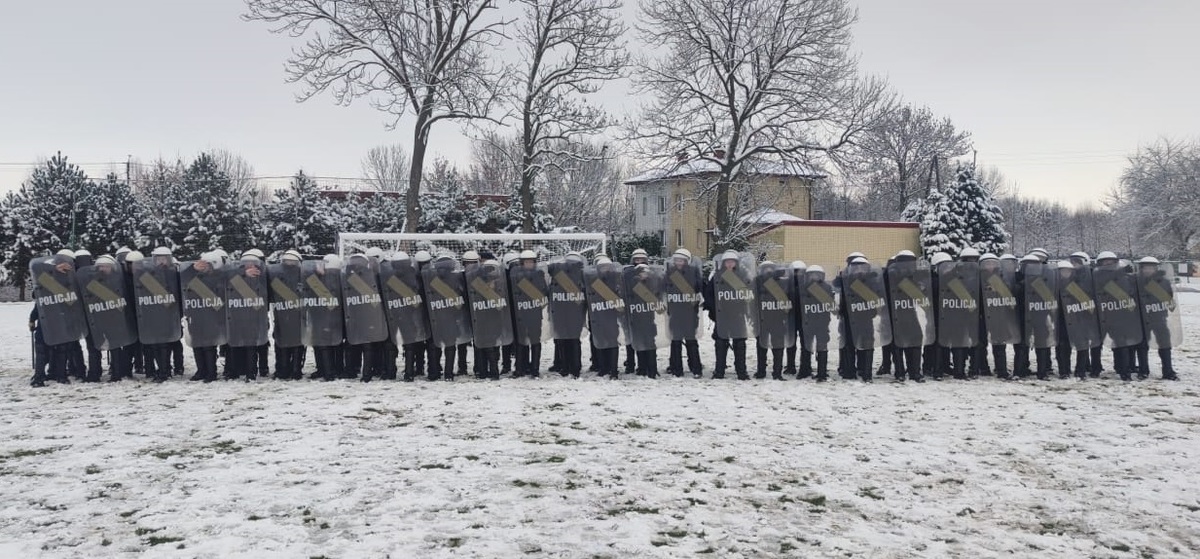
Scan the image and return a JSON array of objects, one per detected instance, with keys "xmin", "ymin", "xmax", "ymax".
[
  {"xmin": 405, "ymin": 117, "xmax": 430, "ymax": 233},
  {"xmin": 713, "ymin": 177, "xmax": 732, "ymax": 253},
  {"xmin": 520, "ymin": 153, "xmax": 536, "ymax": 232}
]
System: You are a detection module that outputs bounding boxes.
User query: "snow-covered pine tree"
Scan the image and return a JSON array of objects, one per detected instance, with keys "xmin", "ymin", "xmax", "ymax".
[
  {"xmin": 262, "ymin": 170, "xmax": 335, "ymax": 255},
  {"xmin": 504, "ymin": 182, "xmax": 556, "ymax": 233},
  {"xmin": 919, "ymin": 187, "xmax": 970, "ymax": 258},
  {"xmin": 947, "ymin": 163, "xmax": 1010, "ymax": 255},
  {"xmin": 134, "ymin": 159, "xmax": 188, "ymax": 251},
  {"xmin": 178, "ymin": 152, "xmax": 255, "ymax": 257},
  {"xmin": 1, "ymin": 154, "xmax": 89, "ymax": 298},
  {"xmin": 80, "ymin": 174, "xmax": 146, "ymax": 256},
  {"xmin": 899, "ymin": 200, "xmax": 924, "ymax": 223}
]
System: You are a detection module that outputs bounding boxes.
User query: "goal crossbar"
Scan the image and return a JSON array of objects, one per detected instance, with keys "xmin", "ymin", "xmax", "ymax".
[{"xmin": 337, "ymin": 232, "xmax": 608, "ymax": 262}]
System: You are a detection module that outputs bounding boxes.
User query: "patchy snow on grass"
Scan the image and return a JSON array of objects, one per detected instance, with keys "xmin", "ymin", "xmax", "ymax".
[{"xmin": 1, "ymin": 296, "xmax": 1198, "ymax": 558}]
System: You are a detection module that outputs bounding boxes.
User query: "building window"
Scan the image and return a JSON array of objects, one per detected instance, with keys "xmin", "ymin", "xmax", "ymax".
[
  {"xmin": 676, "ymin": 229, "xmax": 682, "ymax": 248},
  {"xmin": 659, "ymin": 230, "xmax": 665, "ymax": 246},
  {"xmin": 674, "ymin": 194, "xmax": 681, "ymax": 211},
  {"xmin": 658, "ymin": 196, "xmax": 666, "ymax": 214},
  {"xmin": 642, "ymin": 197, "xmax": 648, "ymax": 216}
]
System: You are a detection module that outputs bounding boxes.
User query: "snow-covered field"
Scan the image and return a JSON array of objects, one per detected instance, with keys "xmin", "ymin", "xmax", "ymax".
[{"xmin": 2, "ymin": 298, "xmax": 1199, "ymax": 558}]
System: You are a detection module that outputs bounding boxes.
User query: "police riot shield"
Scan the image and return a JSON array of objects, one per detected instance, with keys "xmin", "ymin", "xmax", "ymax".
[
  {"xmin": 466, "ymin": 261, "xmax": 514, "ymax": 349},
  {"xmin": 133, "ymin": 259, "xmax": 183, "ymax": 345},
  {"xmin": 31, "ymin": 256, "xmax": 88, "ymax": 346},
  {"xmin": 711, "ymin": 253, "xmax": 757, "ymax": 340},
  {"xmin": 422, "ymin": 259, "xmax": 472, "ymax": 349},
  {"xmin": 1093, "ymin": 262, "xmax": 1143, "ymax": 348},
  {"xmin": 1137, "ymin": 264, "xmax": 1184, "ymax": 349},
  {"xmin": 1057, "ymin": 265, "xmax": 1102, "ymax": 351},
  {"xmin": 179, "ymin": 261, "xmax": 227, "ymax": 348},
  {"xmin": 1021, "ymin": 261, "xmax": 1058, "ymax": 349},
  {"xmin": 380, "ymin": 259, "xmax": 430, "ymax": 346},
  {"xmin": 980, "ymin": 259, "xmax": 1021, "ymax": 345},
  {"xmin": 301, "ymin": 260, "xmax": 344, "ymax": 347},
  {"xmin": 76, "ymin": 263, "xmax": 137, "ymax": 351},
  {"xmin": 341, "ymin": 255, "xmax": 388, "ymax": 345},
  {"xmin": 755, "ymin": 264, "xmax": 795, "ymax": 349},
  {"xmin": 841, "ymin": 264, "xmax": 891, "ymax": 350},
  {"xmin": 797, "ymin": 269, "xmax": 838, "ymax": 353},
  {"xmin": 936, "ymin": 261, "xmax": 981, "ymax": 349},
  {"xmin": 224, "ymin": 261, "xmax": 270, "ymax": 348},
  {"xmin": 584, "ymin": 261, "xmax": 626, "ymax": 350},
  {"xmin": 623, "ymin": 265, "xmax": 668, "ymax": 352},
  {"xmin": 665, "ymin": 256, "xmax": 704, "ymax": 341},
  {"xmin": 268, "ymin": 262, "xmax": 305, "ymax": 348},
  {"xmin": 885, "ymin": 259, "xmax": 934, "ymax": 349},
  {"xmin": 547, "ymin": 258, "xmax": 588, "ymax": 340},
  {"xmin": 508, "ymin": 264, "xmax": 550, "ymax": 345}
]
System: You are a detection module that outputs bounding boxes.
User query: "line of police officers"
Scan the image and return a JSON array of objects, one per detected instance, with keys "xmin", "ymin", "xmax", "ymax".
[{"xmin": 26, "ymin": 242, "xmax": 1182, "ymax": 387}]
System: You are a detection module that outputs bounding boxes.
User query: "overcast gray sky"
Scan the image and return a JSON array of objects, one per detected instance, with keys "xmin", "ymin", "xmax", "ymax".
[{"xmin": 1, "ymin": 0, "xmax": 1197, "ymax": 206}]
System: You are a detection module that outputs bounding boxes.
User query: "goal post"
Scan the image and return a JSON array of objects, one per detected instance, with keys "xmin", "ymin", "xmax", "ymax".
[{"xmin": 336, "ymin": 232, "xmax": 608, "ymax": 262}]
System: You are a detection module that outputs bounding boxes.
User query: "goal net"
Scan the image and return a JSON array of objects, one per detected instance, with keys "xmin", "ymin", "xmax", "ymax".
[{"xmin": 336, "ymin": 232, "xmax": 608, "ymax": 263}]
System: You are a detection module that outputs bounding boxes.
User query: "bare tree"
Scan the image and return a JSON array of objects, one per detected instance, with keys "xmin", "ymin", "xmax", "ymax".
[
  {"xmin": 1118, "ymin": 137, "xmax": 1200, "ymax": 258},
  {"xmin": 243, "ymin": 0, "xmax": 509, "ymax": 231},
  {"xmin": 843, "ymin": 104, "xmax": 971, "ymax": 214},
  {"xmin": 210, "ymin": 148, "xmax": 267, "ymax": 204},
  {"xmin": 361, "ymin": 144, "xmax": 411, "ymax": 192},
  {"xmin": 504, "ymin": 0, "xmax": 627, "ymax": 231},
  {"xmin": 631, "ymin": 0, "xmax": 889, "ymax": 249}
]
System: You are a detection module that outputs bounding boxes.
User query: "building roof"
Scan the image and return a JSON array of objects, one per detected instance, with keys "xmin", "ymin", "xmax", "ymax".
[
  {"xmin": 747, "ymin": 219, "xmax": 919, "ymax": 238},
  {"xmin": 625, "ymin": 157, "xmax": 826, "ymax": 185},
  {"xmin": 740, "ymin": 208, "xmax": 804, "ymax": 225}
]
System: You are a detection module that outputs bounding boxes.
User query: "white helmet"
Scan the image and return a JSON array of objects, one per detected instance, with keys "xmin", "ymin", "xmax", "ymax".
[
  {"xmin": 201, "ymin": 251, "xmax": 222, "ymax": 265},
  {"xmin": 673, "ymin": 248, "xmax": 692, "ymax": 259},
  {"xmin": 323, "ymin": 254, "xmax": 342, "ymax": 268},
  {"xmin": 930, "ymin": 252, "xmax": 952, "ymax": 266},
  {"xmin": 462, "ymin": 250, "xmax": 480, "ymax": 262},
  {"xmin": 895, "ymin": 250, "xmax": 915, "ymax": 258},
  {"xmin": 151, "ymin": 247, "xmax": 172, "ymax": 257},
  {"xmin": 1070, "ymin": 251, "xmax": 1089, "ymax": 259},
  {"xmin": 721, "ymin": 250, "xmax": 739, "ymax": 262},
  {"xmin": 212, "ymin": 248, "xmax": 229, "ymax": 260},
  {"xmin": 95, "ymin": 255, "xmax": 117, "ymax": 267},
  {"xmin": 595, "ymin": 256, "xmax": 612, "ymax": 265},
  {"xmin": 74, "ymin": 249, "xmax": 92, "ymax": 257},
  {"xmin": 850, "ymin": 256, "xmax": 869, "ymax": 265},
  {"xmin": 1030, "ymin": 248, "xmax": 1049, "ymax": 260},
  {"xmin": 999, "ymin": 253, "xmax": 1018, "ymax": 261},
  {"xmin": 483, "ymin": 259, "xmax": 500, "ymax": 267},
  {"xmin": 365, "ymin": 247, "xmax": 384, "ymax": 259},
  {"xmin": 125, "ymin": 250, "xmax": 145, "ymax": 263},
  {"xmin": 282, "ymin": 251, "xmax": 301, "ymax": 263},
  {"xmin": 1096, "ymin": 251, "xmax": 1118, "ymax": 261},
  {"xmin": 115, "ymin": 247, "xmax": 131, "ymax": 256},
  {"xmin": 790, "ymin": 260, "xmax": 807, "ymax": 270},
  {"xmin": 244, "ymin": 248, "xmax": 265, "ymax": 260},
  {"xmin": 519, "ymin": 250, "xmax": 537, "ymax": 260},
  {"xmin": 414, "ymin": 250, "xmax": 432, "ymax": 263},
  {"xmin": 56, "ymin": 249, "xmax": 75, "ymax": 258},
  {"xmin": 980, "ymin": 253, "xmax": 998, "ymax": 261},
  {"xmin": 959, "ymin": 247, "xmax": 980, "ymax": 258},
  {"xmin": 1019, "ymin": 254, "xmax": 1039, "ymax": 263},
  {"xmin": 241, "ymin": 252, "xmax": 261, "ymax": 262},
  {"xmin": 808, "ymin": 265, "xmax": 825, "ymax": 274},
  {"xmin": 847, "ymin": 251, "xmax": 865, "ymax": 259},
  {"xmin": 1057, "ymin": 260, "xmax": 1076, "ymax": 269},
  {"xmin": 631, "ymin": 248, "xmax": 648, "ymax": 258},
  {"xmin": 392, "ymin": 251, "xmax": 409, "ymax": 262},
  {"xmin": 760, "ymin": 260, "xmax": 776, "ymax": 269},
  {"xmin": 1138, "ymin": 256, "xmax": 1161, "ymax": 265}
]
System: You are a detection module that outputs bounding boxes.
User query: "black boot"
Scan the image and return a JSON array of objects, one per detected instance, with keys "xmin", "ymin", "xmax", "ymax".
[
  {"xmin": 798, "ymin": 349, "xmax": 813, "ymax": 379},
  {"xmin": 713, "ymin": 338, "xmax": 729, "ymax": 379},
  {"xmin": 667, "ymin": 340, "xmax": 683, "ymax": 377},
  {"xmin": 815, "ymin": 351, "xmax": 828, "ymax": 382},
  {"xmin": 754, "ymin": 346, "xmax": 768, "ymax": 379},
  {"xmin": 771, "ymin": 348, "xmax": 786, "ymax": 380},
  {"xmin": 685, "ymin": 340, "xmax": 703, "ymax": 379},
  {"xmin": 732, "ymin": 339, "xmax": 748, "ymax": 380},
  {"xmin": 1035, "ymin": 348, "xmax": 1052, "ymax": 380},
  {"xmin": 784, "ymin": 345, "xmax": 797, "ymax": 377}
]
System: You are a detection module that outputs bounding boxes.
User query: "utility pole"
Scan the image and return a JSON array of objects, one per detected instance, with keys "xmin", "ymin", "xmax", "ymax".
[{"xmin": 932, "ymin": 153, "xmax": 941, "ymax": 193}]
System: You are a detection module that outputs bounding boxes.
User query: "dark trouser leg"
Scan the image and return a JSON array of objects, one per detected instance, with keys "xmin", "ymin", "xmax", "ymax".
[
  {"xmin": 274, "ymin": 344, "xmax": 291, "ymax": 379},
  {"xmin": 568, "ymin": 339, "xmax": 582, "ymax": 378},
  {"xmin": 502, "ymin": 343, "xmax": 514, "ymax": 375},
  {"xmin": 732, "ymin": 339, "xmax": 748, "ymax": 379},
  {"xmin": 815, "ymin": 350, "xmax": 829, "ymax": 381},
  {"xmin": 1035, "ymin": 347, "xmax": 1052, "ymax": 378},
  {"xmin": 1055, "ymin": 344, "xmax": 1072, "ymax": 379},
  {"xmin": 755, "ymin": 345, "xmax": 768, "ymax": 379},
  {"xmin": 589, "ymin": 340, "xmax": 598, "ymax": 372},
  {"xmin": 856, "ymin": 349, "xmax": 874, "ymax": 381},
  {"xmin": 343, "ymin": 343, "xmax": 360, "ymax": 379},
  {"xmin": 528, "ymin": 343, "xmax": 542, "ymax": 378},
  {"xmin": 1090, "ymin": 346, "xmax": 1103, "ymax": 376},
  {"xmin": 713, "ymin": 337, "xmax": 729, "ymax": 379},
  {"xmin": 785, "ymin": 344, "xmax": 798, "ymax": 376},
  {"xmin": 992, "ymin": 344, "xmax": 1009, "ymax": 378},
  {"xmin": 878, "ymin": 343, "xmax": 892, "ymax": 375},
  {"xmin": 488, "ymin": 347, "xmax": 501, "ymax": 379},
  {"xmin": 359, "ymin": 343, "xmax": 376, "ymax": 382},
  {"xmin": 625, "ymin": 344, "xmax": 636, "ymax": 375},
  {"xmin": 668, "ymin": 340, "xmax": 684, "ymax": 376},
  {"xmin": 427, "ymin": 345, "xmax": 443, "ymax": 379},
  {"xmin": 239, "ymin": 347, "xmax": 257, "ymax": 381},
  {"xmin": 906, "ymin": 347, "xmax": 923, "ymax": 381},
  {"xmin": 49, "ymin": 343, "xmax": 71, "ymax": 383},
  {"xmin": 637, "ymin": 349, "xmax": 657, "ymax": 378},
  {"xmin": 383, "ymin": 342, "xmax": 398, "ymax": 380},
  {"xmin": 771, "ymin": 348, "xmax": 785, "ymax": 379},
  {"xmin": 921, "ymin": 344, "xmax": 934, "ymax": 377},
  {"xmin": 444, "ymin": 344, "xmax": 457, "ymax": 380},
  {"xmin": 1113, "ymin": 347, "xmax": 1131, "ymax": 380},
  {"xmin": 1074, "ymin": 350, "xmax": 1089, "ymax": 378},
  {"xmin": 172, "ymin": 340, "xmax": 184, "ymax": 376},
  {"xmin": 458, "ymin": 343, "xmax": 470, "ymax": 377},
  {"xmin": 108, "ymin": 347, "xmax": 126, "ymax": 381},
  {"xmin": 129, "ymin": 341, "xmax": 143, "ymax": 376},
  {"xmin": 85, "ymin": 336, "xmax": 102, "ymax": 382},
  {"xmin": 1159, "ymin": 348, "xmax": 1178, "ymax": 380},
  {"xmin": 67, "ymin": 341, "xmax": 85, "ymax": 379},
  {"xmin": 256, "ymin": 343, "xmax": 269, "ymax": 378},
  {"xmin": 32, "ymin": 335, "xmax": 49, "ymax": 386},
  {"xmin": 514, "ymin": 344, "xmax": 528, "ymax": 377},
  {"xmin": 1135, "ymin": 342, "xmax": 1150, "ymax": 379},
  {"xmin": 1012, "ymin": 344, "xmax": 1028, "ymax": 378},
  {"xmin": 799, "ymin": 349, "xmax": 813, "ymax": 379},
  {"xmin": 550, "ymin": 340, "xmax": 563, "ymax": 373},
  {"xmin": 685, "ymin": 340, "xmax": 702, "ymax": 378}
]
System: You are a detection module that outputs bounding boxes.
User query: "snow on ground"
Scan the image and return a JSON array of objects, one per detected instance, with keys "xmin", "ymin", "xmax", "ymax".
[{"xmin": 1, "ymin": 298, "xmax": 1199, "ymax": 558}]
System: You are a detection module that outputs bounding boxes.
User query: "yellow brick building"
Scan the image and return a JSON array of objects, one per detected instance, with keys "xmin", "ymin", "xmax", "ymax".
[{"xmin": 626, "ymin": 156, "xmax": 920, "ymax": 270}]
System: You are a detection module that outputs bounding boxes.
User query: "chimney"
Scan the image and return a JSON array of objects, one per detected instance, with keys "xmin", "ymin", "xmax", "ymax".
[{"xmin": 712, "ymin": 149, "xmax": 726, "ymax": 160}]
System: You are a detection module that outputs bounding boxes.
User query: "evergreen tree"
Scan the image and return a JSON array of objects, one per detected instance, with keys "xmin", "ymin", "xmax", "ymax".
[
  {"xmin": 177, "ymin": 152, "xmax": 255, "ymax": 257},
  {"xmin": 504, "ymin": 182, "xmax": 556, "ymax": 233},
  {"xmin": 134, "ymin": 159, "xmax": 188, "ymax": 251},
  {"xmin": 947, "ymin": 164, "xmax": 1010, "ymax": 255},
  {"xmin": 80, "ymin": 174, "xmax": 146, "ymax": 256},
  {"xmin": 1, "ymin": 154, "xmax": 89, "ymax": 298},
  {"xmin": 263, "ymin": 171, "xmax": 337, "ymax": 255},
  {"xmin": 919, "ymin": 187, "xmax": 970, "ymax": 258}
]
